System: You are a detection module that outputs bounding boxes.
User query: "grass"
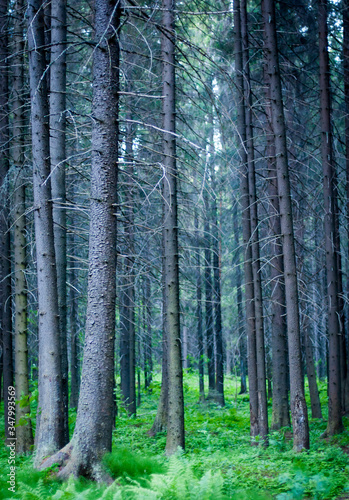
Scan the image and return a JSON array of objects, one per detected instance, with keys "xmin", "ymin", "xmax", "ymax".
[{"xmin": 0, "ymin": 371, "xmax": 349, "ymax": 499}]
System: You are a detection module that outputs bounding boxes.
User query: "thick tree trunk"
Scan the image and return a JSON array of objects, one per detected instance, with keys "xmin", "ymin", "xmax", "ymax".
[
  {"xmin": 319, "ymin": 0, "xmax": 343, "ymax": 435},
  {"xmin": 241, "ymin": 0, "xmax": 268, "ymax": 441},
  {"xmin": 50, "ymin": 0, "xmax": 69, "ymax": 446},
  {"xmin": 262, "ymin": 0, "xmax": 309, "ymax": 451},
  {"xmin": 234, "ymin": 0, "xmax": 258, "ymax": 441},
  {"xmin": 12, "ymin": 0, "xmax": 33, "ymax": 453},
  {"xmin": 39, "ymin": 0, "xmax": 120, "ymax": 478},
  {"xmin": 162, "ymin": 0, "xmax": 184, "ymax": 455},
  {"xmin": 28, "ymin": 0, "xmax": 64, "ymax": 464}
]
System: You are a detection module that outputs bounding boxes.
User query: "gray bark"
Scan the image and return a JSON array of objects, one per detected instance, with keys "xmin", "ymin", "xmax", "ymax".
[
  {"xmin": 195, "ymin": 210, "xmax": 205, "ymax": 401},
  {"xmin": 343, "ymin": 0, "xmax": 349, "ymax": 413},
  {"xmin": 204, "ymin": 187, "xmax": 215, "ymax": 398},
  {"xmin": 50, "ymin": 0, "xmax": 69, "ymax": 446},
  {"xmin": 264, "ymin": 76, "xmax": 290, "ymax": 430},
  {"xmin": 233, "ymin": 0, "xmax": 258, "ymax": 440},
  {"xmin": 319, "ymin": 0, "xmax": 343, "ymax": 435},
  {"xmin": 13, "ymin": 0, "xmax": 33, "ymax": 453},
  {"xmin": 119, "ymin": 114, "xmax": 136, "ymax": 416},
  {"xmin": 0, "ymin": 0, "xmax": 13, "ymax": 442},
  {"xmin": 39, "ymin": 0, "xmax": 120, "ymax": 478},
  {"xmin": 211, "ymin": 171, "xmax": 224, "ymax": 406},
  {"xmin": 28, "ymin": 0, "xmax": 64, "ymax": 464},
  {"xmin": 162, "ymin": 0, "xmax": 185, "ymax": 455},
  {"xmin": 262, "ymin": 0, "xmax": 309, "ymax": 451},
  {"xmin": 241, "ymin": 0, "xmax": 268, "ymax": 441}
]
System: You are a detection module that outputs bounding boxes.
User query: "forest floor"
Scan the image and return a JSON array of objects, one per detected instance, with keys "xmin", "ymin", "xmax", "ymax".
[{"xmin": 0, "ymin": 371, "xmax": 349, "ymax": 499}]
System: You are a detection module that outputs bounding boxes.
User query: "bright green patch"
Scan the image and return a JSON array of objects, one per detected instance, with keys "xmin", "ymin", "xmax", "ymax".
[{"xmin": 1, "ymin": 372, "xmax": 349, "ymax": 498}]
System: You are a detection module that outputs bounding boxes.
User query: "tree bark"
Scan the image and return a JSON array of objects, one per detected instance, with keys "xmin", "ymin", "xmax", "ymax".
[
  {"xmin": 319, "ymin": 0, "xmax": 343, "ymax": 435},
  {"xmin": 262, "ymin": 0, "xmax": 309, "ymax": 451},
  {"xmin": 50, "ymin": 0, "xmax": 69, "ymax": 446},
  {"xmin": 39, "ymin": 0, "xmax": 120, "ymax": 478},
  {"xmin": 212, "ymin": 172, "xmax": 224, "ymax": 406},
  {"xmin": 234, "ymin": 0, "xmax": 258, "ymax": 441},
  {"xmin": 304, "ymin": 324, "xmax": 322, "ymax": 419},
  {"xmin": 144, "ymin": 274, "xmax": 153, "ymax": 391},
  {"xmin": 162, "ymin": 0, "xmax": 185, "ymax": 455},
  {"xmin": 241, "ymin": 0, "xmax": 268, "ymax": 441},
  {"xmin": 233, "ymin": 197, "xmax": 247, "ymax": 394},
  {"xmin": 343, "ymin": 0, "xmax": 349, "ymax": 413},
  {"xmin": 264, "ymin": 75, "xmax": 290, "ymax": 430},
  {"xmin": 12, "ymin": 0, "xmax": 33, "ymax": 454},
  {"xmin": 0, "ymin": 0, "xmax": 13, "ymax": 442},
  {"xmin": 28, "ymin": 0, "xmax": 64, "ymax": 464},
  {"xmin": 195, "ymin": 210, "xmax": 205, "ymax": 401},
  {"xmin": 204, "ymin": 186, "xmax": 215, "ymax": 398},
  {"xmin": 119, "ymin": 113, "xmax": 136, "ymax": 416},
  {"xmin": 69, "ymin": 254, "xmax": 80, "ymax": 409}
]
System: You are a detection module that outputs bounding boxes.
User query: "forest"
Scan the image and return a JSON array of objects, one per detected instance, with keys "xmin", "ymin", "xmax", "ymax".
[{"xmin": 1, "ymin": 0, "xmax": 349, "ymax": 498}]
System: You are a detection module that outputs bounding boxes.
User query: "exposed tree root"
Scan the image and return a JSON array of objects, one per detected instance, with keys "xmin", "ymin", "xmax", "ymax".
[{"xmin": 38, "ymin": 441, "xmax": 113, "ymax": 483}]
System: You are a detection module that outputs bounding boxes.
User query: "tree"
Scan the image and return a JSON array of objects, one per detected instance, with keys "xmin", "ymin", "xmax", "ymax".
[
  {"xmin": 262, "ymin": 0, "xmax": 309, "ymax": 451},
  {"xmin": 0, "ymin": 0, "xmax": 13, "ymax": 442},
  {"xmin": 50, "ymin": 0, "xmax": 69, "ymax": 445},
  {"xmin": 39, "ymin": 0, "xmax": 120, "ymax": 478},
  {"xmin": 264, "ymin": 91, "xmax": 290, "ymax": 430},
  {"xmin": 318, "ymin": 0, "xmax": 343, "ymax": 436},
  {"xmin": 28, "ymin": 0, "xmax": 64, "ymax": 464},
  {"xmin": 12, "ymin": 0, "xmax": 33, "ymax": 453},
  {"xmin": 162, "ymin": 0, "xmax": 185, "ymax": 455},
  {"xmin": 241, "ymin": 0, "xmax": 268, "ymax": 441},
  {"xmin": 233, "ymin": 0, "xmax": 258, "ymax": 441}
]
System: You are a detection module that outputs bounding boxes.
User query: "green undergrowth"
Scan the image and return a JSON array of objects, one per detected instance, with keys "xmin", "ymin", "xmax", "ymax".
[{"xmin": 1, "ymin": 373, "xmax": 349, "ymax": 499}]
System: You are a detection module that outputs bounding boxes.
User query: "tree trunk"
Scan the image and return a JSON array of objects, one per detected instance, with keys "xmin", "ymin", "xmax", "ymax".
[
  {"xmin": 12, "ymin": 0, "xmax": 33, "ymax": 453},
  {"xmin": 28, "ymin": 0, "xmax": 64, "ymax": 464},
  {"xmin": 195, "ymin": 210, "xmax": 205, "ymax": 401},
  {"xmin": 233, "ymin": 198, "xmax": 247, "ymax": 394},
  {"xmin": 50, "ymin": 0, "xmax": 69, "ymax": 446},
  {"xmin": 144, "ymin": 274, "xmax": 153, "ymax": 391},
  {"xmin": 0, "ymin": 0, "xmax": 13, "ymax": 442},
  {"xmin": 262, "ymin": 0, "xmax": 309, "ymax": 451},
  {"xmin": 318, "ymin": 0, "xmax": 343, "ymax": 435},
  {"xmin": 39, "ymin": 0, "xmax": 120, "ymax": 478},
  {"xmin": 212, "ymin": 174, "xmax": 224, "ymax": 406},
  {"xmin": 162, "ymin": 0, "xmax": 184, "ymax": 455},
  {"xmin": 204, "ymin": 187, "xmax": 215, "ymax": 399},
  {"xmin": 264, "ymin": 76, "xmax": 290, "ymax": 430},
  {"xmin": 343, "ymin": 0, "xmax": 349, "ymax": 413},
  {"xmin": 149, "ymin": 237, "xmax": 169, "ymax": 436},
  {"xmin": 234, "ymin": 0, "xmax": 258, "ymax": 441},
  {"xmin": 120, "ymin": 112, "xmax": 136, "ymax": 416},
  {"xmin": 69, "ymin": 256, "xmax": 80, "ymax": 409},
  {"xmin": 304, "ymin": 324, "xmax": 322, "ymax": 419},
  {"xmin": 241, "ymin": 0, "xmax": 268, "ymax": 441}
]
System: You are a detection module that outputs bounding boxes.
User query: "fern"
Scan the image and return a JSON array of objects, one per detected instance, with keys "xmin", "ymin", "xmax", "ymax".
[{"xmin": 17, "ymin": 479, "xmax": 48, "ymax": 500}]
